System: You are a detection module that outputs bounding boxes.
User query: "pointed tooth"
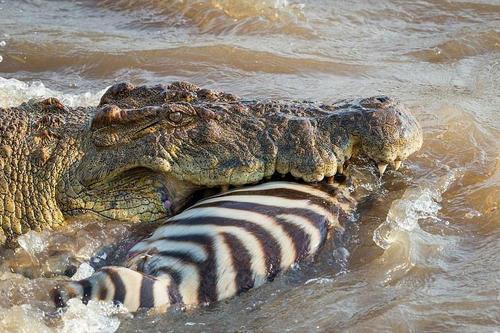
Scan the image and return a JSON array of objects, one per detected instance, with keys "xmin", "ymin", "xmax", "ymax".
[
  {"xmin": 377, "ymin": 163, "xmax": 388, "ymax": 176},
  {"xmin": 394, "ymin": 160, "xmax": 402, "ymax": 171},
  {"xmin": 345, "ymin": 145, "xmax": 354, "ymax": 160},
  {"xmin": 337, "ymin": 164, "xmax": 344, "ymax": 175},
  {"xmin": 220, "ymin": 185, "xmax": 229, "ymax": 192},
  {"xmin": 315, "ymin": 174, "xmax": 325, "ymax": 182}
]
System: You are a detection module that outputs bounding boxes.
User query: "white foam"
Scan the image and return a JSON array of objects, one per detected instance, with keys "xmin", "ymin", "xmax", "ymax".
[
  {"xmin": 0, "ymin": 304, "xmax": 52, "ymax": 333},
  {"xmin": 0, "ymin": 77, "xmax": 107, "ymax": 108},
  {"xmin": 17, "ymin": 230, "xmax": 49, "ymax": 255},
  {"xmin": 372, "ymin": 169, "xmax": 463, "ymax": 283},
  {"xmin": 59, "ymin": 299, "xmax": 130, "ymax": 333},
  {"xmin": 373, "ymin": 170, "xmax": 460, "ymax": 250},
  {"xmin": 304, "ymin": 277, "xmax": 334, "ymax": 285},
  {"xmin": 71, "ymin": 262, "xmax": 95, "ymax": 281}
]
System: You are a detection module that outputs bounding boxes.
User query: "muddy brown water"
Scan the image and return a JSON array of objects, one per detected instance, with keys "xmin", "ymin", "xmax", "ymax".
[{"xmin": 0, "ymin": 0, "xmax": 499, "ymax": 332}]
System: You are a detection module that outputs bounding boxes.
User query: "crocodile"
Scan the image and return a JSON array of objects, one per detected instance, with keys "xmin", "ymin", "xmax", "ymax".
[{"xmin": 0, "ymin": 81, "xmax": 422, "ymax": 247}]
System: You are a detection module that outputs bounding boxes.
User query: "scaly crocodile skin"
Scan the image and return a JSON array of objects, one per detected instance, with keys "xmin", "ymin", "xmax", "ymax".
[{"xmin": 0, "ymin": 82, "xmax": 422, "ymax": 247}]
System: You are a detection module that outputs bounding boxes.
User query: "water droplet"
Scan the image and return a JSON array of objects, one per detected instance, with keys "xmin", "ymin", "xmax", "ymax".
[
  {"xmin": 0, "ymin": 40, "xmax": 5, "ymax": 47},
  {"xmin": 0, "ymin": 55, "xmax": 3, "ymax": 63}
]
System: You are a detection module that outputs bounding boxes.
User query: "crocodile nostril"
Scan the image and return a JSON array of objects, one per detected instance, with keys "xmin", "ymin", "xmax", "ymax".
[
  {"xmin": 109, "ymin": 82, "xmax": 134, "ymax": 96},
  {"xmin": 375, "ymin": 96, "xmax": 390, "ymax": 103},
  {"xmin": 360, "ymin": 95, "xmax": 393, "ymax": 109}
]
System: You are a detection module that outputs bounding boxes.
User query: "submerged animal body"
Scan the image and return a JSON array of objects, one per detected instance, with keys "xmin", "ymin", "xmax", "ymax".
[
  {"xmin": 0, "ymin": 81, "xmax": 422, "ymax": 247},
  {"xmin": 53, "ymin": 181, "xmax": 356, "ymax": 312}
]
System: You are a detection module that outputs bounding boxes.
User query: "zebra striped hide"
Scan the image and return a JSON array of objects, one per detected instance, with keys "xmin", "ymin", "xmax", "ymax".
[{"xmin": 53, "ymin": 181, "xmax": 357, "ymax": 312}]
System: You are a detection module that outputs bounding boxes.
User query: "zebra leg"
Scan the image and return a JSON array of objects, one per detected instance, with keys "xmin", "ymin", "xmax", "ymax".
[{"xmin": 52, "ymin": 266, "xmax": 181, "ymax": 312}]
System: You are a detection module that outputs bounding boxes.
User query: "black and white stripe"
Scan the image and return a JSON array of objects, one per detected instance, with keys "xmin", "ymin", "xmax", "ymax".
[{"xmin": 53, "ymin": 181, "xmax": 356, "ymax": 312}]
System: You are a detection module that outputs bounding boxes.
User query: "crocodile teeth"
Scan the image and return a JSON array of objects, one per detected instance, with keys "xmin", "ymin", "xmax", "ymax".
[
  {"xmin": 377, "ymin": 163, "xmax": 388, "ymax": 176},
  {"xmin": 337, "ymin": 164, "xmax": 344, "ymax": 174},
  {"xmin": 394, "ymin": 160, "xmax": 402, "ymax": 171},
  {"xmin": 220, "ymin": 185, "xmax": 229, "ymax": 192}
]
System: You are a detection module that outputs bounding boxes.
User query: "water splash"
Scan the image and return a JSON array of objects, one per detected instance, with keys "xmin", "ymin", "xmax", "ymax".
[
  {"xmin": 371, "ymin": 169, "xmax": 463, "ymax": 283},
  {"xmin": 17, "ymin": 231, "xmax": 49, "ymax": 256},
  {"xmin": 0, "ymin": 289, "xmax": 130, "ymax": 333},
  {"xmin": 304, "ymin": 277, "xmax": 334, "ymax": 285},
  {"xmin": 59, "ymin": 299, "xmax": 130, "ymax": 333},
  {"xmin": 0, "ymin": 220, "xmax": 135, "ymax": 332},
  {"xmin": 373, "ymin": 170, "xmax": 460, "ymax": 250},
  {"xmin": 0, "ymin": 77, "xmax": 106, "ymax": 108},
  {"xmin": 71, "ymin": 262, "xmax": 95, "ymax": 281},
  {"xmin": 0, "ymin": 304, "xmax": 52, "ymax": 333}
]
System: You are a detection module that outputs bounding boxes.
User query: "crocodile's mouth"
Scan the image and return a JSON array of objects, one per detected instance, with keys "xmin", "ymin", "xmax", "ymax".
[
  {"xmin": 63, "ymin": 166, "xmax": 204, "ymax": 223},
  {"xmin": 72, "ymin": 151, "xmax": 412, "ymax": 223},
  {"xmin": 86, "ymin": 167, "xmax": 203, "ymax": 222}
]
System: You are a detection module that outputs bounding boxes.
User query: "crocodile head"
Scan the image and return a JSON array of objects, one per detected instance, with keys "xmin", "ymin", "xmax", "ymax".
[
  {"xmin": 58, "ymin": 82, "xmax": 422, "ymax": 223},
  {"xmin": 332, "ymin": 95, "xmax": 423, "ymax": 175}
]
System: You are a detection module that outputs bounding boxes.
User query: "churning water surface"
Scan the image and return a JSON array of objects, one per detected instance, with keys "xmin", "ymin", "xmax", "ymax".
[{"xmin": 0, "ymin": 0, "xmax": 499, "ymax": 332}]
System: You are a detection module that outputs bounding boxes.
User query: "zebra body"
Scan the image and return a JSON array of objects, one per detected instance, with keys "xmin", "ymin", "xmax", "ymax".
[{"xmin": 53, "ymin": 181, "xmax": 356, "ymax": 312}]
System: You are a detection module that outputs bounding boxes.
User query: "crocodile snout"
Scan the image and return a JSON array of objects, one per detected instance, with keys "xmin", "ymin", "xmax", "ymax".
[{"xmin": 355, "ymin": 97, "xmax": 423, "ymax": 175}]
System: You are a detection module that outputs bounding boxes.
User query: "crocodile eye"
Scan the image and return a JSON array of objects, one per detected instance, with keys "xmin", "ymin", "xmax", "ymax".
[{"xmin": 168, "ymin": 111, "xmax": 183, "ymax": 123}]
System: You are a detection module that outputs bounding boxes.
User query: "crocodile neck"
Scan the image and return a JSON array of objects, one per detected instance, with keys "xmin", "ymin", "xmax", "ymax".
[{"xmin": 0, "ymin": 100, "xmax": 88, "ymax": 246}]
